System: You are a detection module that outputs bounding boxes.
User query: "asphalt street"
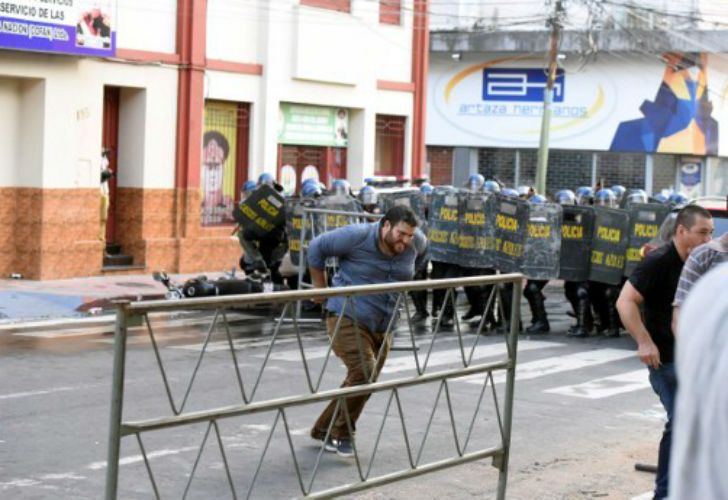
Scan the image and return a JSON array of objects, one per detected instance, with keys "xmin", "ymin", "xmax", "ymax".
[{"xmin": 0, "ymin": 285, "xmax": 662, "ymax": 499}]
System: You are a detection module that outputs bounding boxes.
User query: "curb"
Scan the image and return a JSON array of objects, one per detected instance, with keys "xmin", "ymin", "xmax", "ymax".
[{"xmin": 0, "ymin": 292, "xmax": 166, "ymax": 335}]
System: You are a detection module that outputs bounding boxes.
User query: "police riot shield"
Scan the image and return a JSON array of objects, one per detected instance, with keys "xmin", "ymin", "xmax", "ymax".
[
  {"xmin": 428, "ymin": 189, "xmax": 460, "ymax": 265},
  {"xmin": 315, "ymin": 194, "xmax": 363, "ymax": 233},
  {"xmin": 523, "ymin": 203, "xmax": 562, "ymax": 280},
  {"xmin": 285, "ymin": 197, "xmax": 316, "ymax": 267},
  {"xmin": 623, "ymin": 203, "xmax": 670, "ymax": 277},
  {"xmin": 456, "ymin": 191, "xmax": 494, "ymax": 268},
  {"xmin": 491, "ymin": 194, "xmax": 528, "ymax": 274},
  {"xmin": 379, "ymin": 189, "xmax": 426, "ymax": 225},
  {"xmin": 234, "ymin": 184, "xmax": 286, "ymax": 238},
  {"xmin": 558, "ymin": 205, "xmax": 595, "ymax": 282},
  {"xmin": 588, "ymin": 206, "xmax": 631, "ymax": 285}
]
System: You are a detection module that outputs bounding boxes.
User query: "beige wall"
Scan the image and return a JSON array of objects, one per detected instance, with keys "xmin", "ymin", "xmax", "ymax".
[
  {"xmin": 0, "ymin": 51, "xmax": 178, "ymax": 190},
  {"xmin": 116, "ymin": 0, "xmax": 177, "ymax": 53},
  {"xmin": 204, "ymin": 0, "xmax": 416, "ymax": 183}
]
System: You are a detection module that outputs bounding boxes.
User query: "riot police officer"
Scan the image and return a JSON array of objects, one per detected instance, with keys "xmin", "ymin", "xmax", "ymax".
[
  {"xmin": 235, "ymin": 177, "xmax": 288, "ymax": 283},
  {"xmin": 459, "ymin": 175, "xmax": 495, "ymax": 324},
  {"xmin": 620, "ymin": 188, "xmax": 649, "ymax": 209},
  {"xmin": 483, "ymin": 179, "xmax": 501, "ymax": 195},
  {"xmin": 331, "ymin": 178, "xmax": 353, "ymax": 198},
  {"xmin": 576, "ymin": 186, "xmax": 594, "ymax": 206},
  {"xmin": 240, "ymin": 180, "xmax": 257, "ymax": 201},
  {"xmin": 258, "ymin": 172, "xmax": 275, "ymax": 186},
  {"xmin": 668, "ymin": 192, "xmax": 689, "ymax": 208},
  {"xmin": 611, "ymin": 185, "xmax": 626, "ymax": 205},
  {"xmin": 467, "ymin": 173, "xmax": 485, "ymax": 192},
  {"xmin": 358, "ymin": 185, "xmax": 382, "ymax": 215},
  {"xmin": 588, "ymin": 188, "xmax": 622, "ymax": 337},
  {"xmin": 523, "ymin": 194, "xmax": 550, "ymax": 334},
  {"xmin": 556, "ymin": 189, "xmax": 595, "ymax": 338},
  {"xmin": 430, "ymin": 185, "xmax": 460, "ymax": 327},
  {"xmin": 410, "ymin": 183, "xmax": 433, "ymax": 322},
  {"xmin": 301, "ymin": 180, "xmax": 323, "ymax": 199}
]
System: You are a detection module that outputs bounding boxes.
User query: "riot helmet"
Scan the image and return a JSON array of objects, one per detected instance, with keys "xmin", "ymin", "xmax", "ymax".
[
  {"xmin": 301, "ymin": 181, "xmax": 322, "ymax": 198},
  {"xmin": 555, "ymin": 189, "xmax": 576, "ymax": 205},
  {"xmin": 653, "ymin": 192, "xmax": 669, "ymax": 204},
  {"xmin": 594, "ymin": 188, "xmax": 617, "ymax": 207},
  {"xmin": 528, "ymin": 194, "xmax": 547, "ymax": 204},
  {"xmin": 668, "ymin": 192, "xmax": 689, "ymax": 207},
  {"xmin": 466, "ymin": 173, "xmax": 485, "ymax": 192},
  {"xmin": 575, "ymin": 186, "xmax": 593, "ymax": 206},
  {"xmin": 419, "ymin": 183, "xmax": 433, "ymax": 194},
  {"xmin": 240, "ymin": 180, "xmax": 256, "ymax": 201},
  {"xmin": 516, "ymin": 185, "xmax": 531, "ymax": 199},
  {"xmin": 359, "ymin": 185, "xmax": 378, "ymax": 206},
  {"xmin": 611, "ymin": 185, "xmax": 627, "ymax": 202},
  {"xmin": 419, "ymin": 182, "xmax": 433, "ymax": 205},
  {"xmin": 501, "ymin": 188, "xmax": 519, "ymax": 198},
  {"xmin": 257, "ymin": 172, "xmax": 275, "ymax": 186},
  {"xmin": 484, "ymin": 180, "xmax": 501, "ymax": 194},
  {"xmin": 623, "ymin": 188, "xmax": 649, "ymax": 206},
  {"xmin": 331, "ymin": 179, "xmax": 351, "ymax": 197}
]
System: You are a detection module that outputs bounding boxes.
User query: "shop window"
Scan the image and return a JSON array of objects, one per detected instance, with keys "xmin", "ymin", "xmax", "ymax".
[
  {"xmin": 707, "ymin": 158, "xmax": 728, "ymax": 197},
  {"xmin": 279, "ymin": 145, "xmax": 327, "ymax": 193},
  {"xmin": 201, "ymin": 101, "xmax": 250, "ymax": 227},
  {"xmin": 300, "ymin": 0, "xmax": 350, "ymax": 13},
  {"xmin": 380, "ymin": 0, "xmax": 401, "ymax": 25},
  {"xmin": 652, "ymin": 154, "xmax": 678, "ymax": 194},
  {"xmin": 375, "ymin": 114, "xmax": 406, "ymax": 176}
]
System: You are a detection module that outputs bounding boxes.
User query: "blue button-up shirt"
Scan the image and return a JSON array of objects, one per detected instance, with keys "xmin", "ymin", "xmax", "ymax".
[{"xmin": 307, "ymin": 222, "xmax": 427, "ymax": 333}]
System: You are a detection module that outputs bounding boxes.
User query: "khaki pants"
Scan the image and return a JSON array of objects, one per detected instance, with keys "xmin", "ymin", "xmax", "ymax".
[{"xmin": 311, "ymin": 316, "xmax": 391, "ymax": 440}]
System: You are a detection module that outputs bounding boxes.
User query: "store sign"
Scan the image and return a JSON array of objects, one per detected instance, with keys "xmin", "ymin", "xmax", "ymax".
[
  {"xmin": 428, "ymin": 53, "xmax": 728, "ymax": 156},
  {"xmin": 0, "ymin": 1, "xmax": 117, "ymax": 57},
  {"xmin": 483, "ymin": 68, "xmax": 565, "ymax": 103},
  {"xmin": 278, "ymin": 103, "xmax": 348, "ymax": 147}
]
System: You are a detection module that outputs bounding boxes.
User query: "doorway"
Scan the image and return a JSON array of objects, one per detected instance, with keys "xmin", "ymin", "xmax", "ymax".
[
  {"xmin": 277, "ymin": 145, "xmax": 347, "ymax": 192},
  {"xmin": 102, "ymin": 86, "xmax": 120, "ymax": 246}
]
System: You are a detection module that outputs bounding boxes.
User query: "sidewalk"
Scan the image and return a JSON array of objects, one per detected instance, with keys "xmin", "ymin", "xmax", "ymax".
[{"xmin": 0, "ymin": 271, "xmax": 228, "ymax": 326}]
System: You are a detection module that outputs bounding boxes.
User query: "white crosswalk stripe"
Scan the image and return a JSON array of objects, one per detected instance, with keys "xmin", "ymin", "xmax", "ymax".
[
  {"xmin": 381, "ymin": 339, "xmax": 560, "ymax": 374},
  {"xmin": 459, "ymin": 347, "xmax": 636, "ymax": 386},
  {"xmin": 544, "ymin": 369, "xmax": 650, "ymax": 399}
]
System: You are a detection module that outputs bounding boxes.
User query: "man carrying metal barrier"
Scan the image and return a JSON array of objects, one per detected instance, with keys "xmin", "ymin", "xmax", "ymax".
[{"xmin": 307, "ymin": 205, "xmax": 427, "ymax": 457}]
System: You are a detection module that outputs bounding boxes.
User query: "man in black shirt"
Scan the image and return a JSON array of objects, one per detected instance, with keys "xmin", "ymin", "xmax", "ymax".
[{"xmin": 617, "ymin": 204, "xmax": 713, "ymax": 500}]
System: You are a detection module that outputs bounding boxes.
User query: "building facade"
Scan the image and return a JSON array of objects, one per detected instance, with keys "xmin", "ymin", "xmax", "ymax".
[
  {"xmin": 425, "ymin": 1, "xmax": 728, "ymax": 198},
  {"xmin": 0, "ymin": 0, "xmax": 429, "ymax": 279}
]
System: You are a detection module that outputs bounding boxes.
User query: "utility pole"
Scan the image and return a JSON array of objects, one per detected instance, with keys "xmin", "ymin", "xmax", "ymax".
[{"xmin": 535, "ymin": 0, "xmax": 564, "ymax": 196}]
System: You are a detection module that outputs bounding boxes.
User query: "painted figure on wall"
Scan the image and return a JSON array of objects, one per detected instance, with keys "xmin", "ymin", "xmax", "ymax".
[
  {"xmin": 201, "ymin": 131, "xmax": 230, "ymax": 225},
  {"xmin": 610, "ymin": 53, "xmax": 719, "ymax": 155}
]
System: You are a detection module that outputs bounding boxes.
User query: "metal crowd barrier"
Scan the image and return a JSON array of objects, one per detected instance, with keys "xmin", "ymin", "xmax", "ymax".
[{"xmin": 105, "ymin": 273, "xmax": 522, "ymax": 499}]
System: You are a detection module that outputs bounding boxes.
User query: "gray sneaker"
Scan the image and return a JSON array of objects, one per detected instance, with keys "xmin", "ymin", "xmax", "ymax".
[
  {"xmin": 323, "ymin": 437, "xmax": 337, "ymax": 453},
  {"xmin": 335, "ymin": 438, "xmax": 355, "ymax": 458}
]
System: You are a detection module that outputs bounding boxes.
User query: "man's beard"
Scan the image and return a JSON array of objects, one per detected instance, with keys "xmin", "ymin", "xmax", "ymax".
[{"xmin": 383, "ymin": 229, "xmax": 407, "ymax": 255}]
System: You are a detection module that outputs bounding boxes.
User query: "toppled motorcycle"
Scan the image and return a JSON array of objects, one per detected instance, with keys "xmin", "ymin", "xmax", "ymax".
[{"xmin": 153, "ymin": 271, "xmax": 288, "ymax": 301}]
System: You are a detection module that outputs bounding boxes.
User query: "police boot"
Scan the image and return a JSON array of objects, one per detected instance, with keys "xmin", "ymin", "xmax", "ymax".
[
  {"xmin": 525, "ymin": 295, "xmax": 550, "ymax": 334},
  {"xmin": 524, "ymin": 281, "xmax": 549, "ymax": 334},
  {"xmin": 410, "ymin": 290, "xmax": 429, "ymax": 323},
  {"xmin": 567, "ymin": 298, "xmax": 592, "ymax": 338},
  {"xmin": 604, "ymin": 286, "xmax": 621, "ymax": 338}
]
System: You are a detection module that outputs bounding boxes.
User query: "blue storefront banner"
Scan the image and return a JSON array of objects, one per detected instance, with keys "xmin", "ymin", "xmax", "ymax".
[
  {"xmin": 0, "ymin": 1, "xmax": 116, "ymax": 57},
  {"xmin": 482, "ymin": 68, "xmax": 565, "ymax": 103}
]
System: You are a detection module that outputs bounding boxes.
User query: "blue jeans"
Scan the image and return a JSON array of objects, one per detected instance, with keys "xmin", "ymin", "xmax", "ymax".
[{"xmin": 648, "ymin": 363, "xmax": 677, "ymax": 500}]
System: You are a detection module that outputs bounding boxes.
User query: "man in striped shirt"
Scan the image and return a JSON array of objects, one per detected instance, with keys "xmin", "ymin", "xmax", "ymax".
[{"xmin": 673, "ymin": 232, "xmax": 728, "ymax": 309}]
